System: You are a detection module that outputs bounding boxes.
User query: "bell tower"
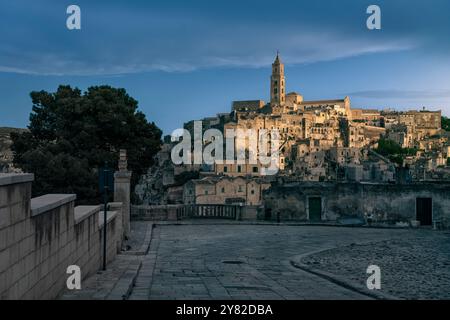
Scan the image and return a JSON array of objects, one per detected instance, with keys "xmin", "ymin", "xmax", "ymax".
[{"xmin": 270, "ymin": 51, "xmax": 285, "ymax": 106}]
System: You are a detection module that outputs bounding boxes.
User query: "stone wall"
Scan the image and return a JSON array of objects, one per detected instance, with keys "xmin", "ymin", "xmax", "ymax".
[
  {"xmin": 240, "ymin": 205, "xmax": 259, "ymax": 220},
  {"xmin": 131, "ymin": 204, "xmax": 179, "ymax": 221},
  {"xmin": 263, "ymin": 181, "xmax": 450, "ymax": 226},
  {"xmin": 0, "ymin": 173, "xmax": 122, "ymax": 299}
]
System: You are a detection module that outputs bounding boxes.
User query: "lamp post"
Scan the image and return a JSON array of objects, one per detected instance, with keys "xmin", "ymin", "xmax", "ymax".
[
  {"xmin": 99, "ymin": 161, "xmax": 114, "ymax": 271},
  {"xmin": 102, "ymin": 168, "xmax": 108, "ymax": 271}
]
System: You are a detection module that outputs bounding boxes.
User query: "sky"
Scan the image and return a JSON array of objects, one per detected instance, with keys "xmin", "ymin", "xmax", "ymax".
[{"xmin": 1, "ymin": 0, "xmax": 450, "ymax": 134}]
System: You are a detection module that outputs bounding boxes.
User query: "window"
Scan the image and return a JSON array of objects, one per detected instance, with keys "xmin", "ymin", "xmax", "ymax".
[
  {"xmin": 253, "ymin": 166, "xmax": 258, "ymax": 173},
  {"xmin": 221, "ymin": 187, "xmax": 225, "ymax": 193},
  {"xmin": 251, "ymin": 190, "xmax": 255, "ymax": 195},
  {"xmin": 238, "ymin": 185, "xmax": 243, "ymax": 192},
  {"xmin": 237, "ymin": 165, "xmax": 242, "ymax": 173},
  {"xmin": 205, "ymin": 190, "xmax": 208, "ymax": 195},
  {"xmin": 274, "ymin": 88, "xmax": 278, "ymax": 94},
  {"xmin": 224, "ymin": 166, "xmax": 228, "ymax": 172}
]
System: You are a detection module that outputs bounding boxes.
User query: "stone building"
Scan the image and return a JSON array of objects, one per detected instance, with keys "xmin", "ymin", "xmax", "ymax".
[
  {"xmin": 263, "ymin": 181, "xmax": 450, "ymax": 227},
  {"xmin": 211, "ymin": 53, "xmax": 380, "ymax": 181},
  {"xmin": 183, "ymin": 176, "xmax": 271, "ymax": 206}
]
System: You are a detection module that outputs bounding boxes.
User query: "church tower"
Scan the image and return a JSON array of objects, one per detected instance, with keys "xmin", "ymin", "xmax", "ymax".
[{"xmin": 270, "ymin": 52, "xmax": 285, "ymax": 106}]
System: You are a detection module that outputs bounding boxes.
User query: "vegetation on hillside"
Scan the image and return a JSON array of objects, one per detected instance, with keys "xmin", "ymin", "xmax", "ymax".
[
  {"xmin": 442, "ymin": 116, "xmax": 450, "ymax": 131},
  {"xmin": 375, "ymin": 137, "xmax": 417, "ymax": 165}
]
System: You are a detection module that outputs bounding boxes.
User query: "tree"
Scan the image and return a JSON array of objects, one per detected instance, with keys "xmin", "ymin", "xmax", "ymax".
[
  {"xmin": 375, "ymin": 138, "xmax": 403, "ymax": 156},
  {"xmin": 11, "ymin": 85, "xmax": 162, "ymax": 204},
  {"xmin": 375, "ymin": 137, "xmax": 417, "ymax": 166},
  {"xmin": 442, "ymin": 116, "xmax": 450, "ymax": 131}
]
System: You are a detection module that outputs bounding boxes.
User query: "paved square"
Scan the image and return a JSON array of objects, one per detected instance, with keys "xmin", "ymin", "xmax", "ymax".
[{"xmin": 129, "ymin": 223, "xmax": 446, "ymax": 300}]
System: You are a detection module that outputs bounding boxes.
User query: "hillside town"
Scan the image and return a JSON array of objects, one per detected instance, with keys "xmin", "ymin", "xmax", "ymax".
[{"xmin": 135, "ymin": 53, "xmax": 450, "ymax": 209}]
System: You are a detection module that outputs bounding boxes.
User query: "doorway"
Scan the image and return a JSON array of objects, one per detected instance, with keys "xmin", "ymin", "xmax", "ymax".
[
  {"xmin": 416, "ymin": 197, "xmax": 432, "ymax": 226},
  {"xmin": 308, "ymin": 197, "xmax": 322, "ymax": 222},
  {"xmin": 264, "ymin": 208, "xmax": 272, "ymax": 221}
]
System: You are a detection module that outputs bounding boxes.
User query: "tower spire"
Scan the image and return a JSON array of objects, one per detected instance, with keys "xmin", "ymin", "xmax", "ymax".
[
  {"xmin": 274, "ymin": 50, "xmax": 281, "ymax": 63},
  {"xmin": 270, "ymin": 52, "xmax": 285, "ymax": 106}
]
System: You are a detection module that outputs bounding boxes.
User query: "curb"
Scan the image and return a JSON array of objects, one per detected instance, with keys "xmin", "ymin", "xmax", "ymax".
[
  {"xmin": 151, "ymin": 220, "xmax": 416, "ymax": 230},
  {"xmin": 107, "ymin": 257, "xmax": 143, "ymax": 300},
  {"xmin": 122, "ymin": 223, "xmax": 154, "ymax": 255},
  {"xmin": 108, "ymin": 224, "xmax": 154, "ymax": 299}
]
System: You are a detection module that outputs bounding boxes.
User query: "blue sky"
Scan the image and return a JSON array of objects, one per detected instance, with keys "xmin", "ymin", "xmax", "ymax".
[{"xmin": 1, "ymin": 0, "xmax": 450, "ymax": 134}]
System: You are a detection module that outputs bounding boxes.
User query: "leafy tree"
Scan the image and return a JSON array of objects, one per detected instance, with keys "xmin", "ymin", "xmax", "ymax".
[
  {"xmin": 375, "ymin": 137, "xmax": 417, "ymax": 166},
  {"xmin": 375, "ymin": 138, "xmax": 403, "ymax": 156},
  {"xmin": 442, "ymin": 116, "xmax": 450, "ymax": 131},
  {"xmin": 11, "ymin": 85, "xmax": 162, "ymax": 204}
]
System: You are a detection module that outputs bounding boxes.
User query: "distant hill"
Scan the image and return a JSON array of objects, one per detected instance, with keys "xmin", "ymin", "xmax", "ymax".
[{"xmin": 0, "ymin": 127, "xmax": 28, "ymax": 173}]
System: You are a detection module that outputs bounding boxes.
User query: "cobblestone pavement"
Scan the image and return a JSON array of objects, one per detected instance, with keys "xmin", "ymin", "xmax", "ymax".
[
  {"xmin": 129, "ymin": 223, "xmax": 430, "ymax": 300},
  {"xmin": 301, "ymin": 229, "xmax": 450, "ymax": 299}
]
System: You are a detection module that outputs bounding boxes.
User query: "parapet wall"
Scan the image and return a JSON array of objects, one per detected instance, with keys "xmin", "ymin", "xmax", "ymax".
[
  {"xmin": 131, "ymin": 204, "xmax": 179, "ymax": 221},
  {"xmin": 0, "ymin": 173, "xmax": 122, "ymax": 299}
]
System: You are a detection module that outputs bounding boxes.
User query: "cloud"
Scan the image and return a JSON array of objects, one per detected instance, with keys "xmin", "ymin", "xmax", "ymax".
[
  {"xmin": 346, "ymin": 89, "xmax": 450, "ymax": 100},
  {"xmin": 0, "ymin": 1, "xmax": 419, "ymax": 76},
  {"xmin": 0, "ymin": 30, "xmax": 416, "ymax": 76}
]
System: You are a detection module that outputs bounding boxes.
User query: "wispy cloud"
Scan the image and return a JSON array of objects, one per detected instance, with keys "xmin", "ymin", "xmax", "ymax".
[
  {"xmin": 0, "ymin": 29, "xmax": 417, "ymax": 76},
  {"xmin": 346, "ymin": 89, "xmax": 450, "ymax": 100},
  {"xmin": 0, "ymin": 0, "xmax": 422, "ymax": 77}
]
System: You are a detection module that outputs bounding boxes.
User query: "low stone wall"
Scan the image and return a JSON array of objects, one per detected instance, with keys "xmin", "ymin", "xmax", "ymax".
[
  {"xmin": 132, "ymin": 204, "xmax": 254, "ymax": 221},
  {"xmin": 131, "ymin": 204, "xmax": 180, "ymax": 221},
  {"xmin": 240, "ymin": 206, "xmax": 259, "ymax": 220},
  {"xmin": 0, "ymin": 173, "xmax": 122, "ymax": 299}
]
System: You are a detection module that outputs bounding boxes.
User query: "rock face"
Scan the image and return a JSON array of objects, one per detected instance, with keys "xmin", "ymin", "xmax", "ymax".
[
  {"xmin": 0, "ymin": 127, "xmax": 26, "ymax": 173},
  {"xmin": 134, "ymin": 143, "xmax": 200, "ymax": 205}
]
